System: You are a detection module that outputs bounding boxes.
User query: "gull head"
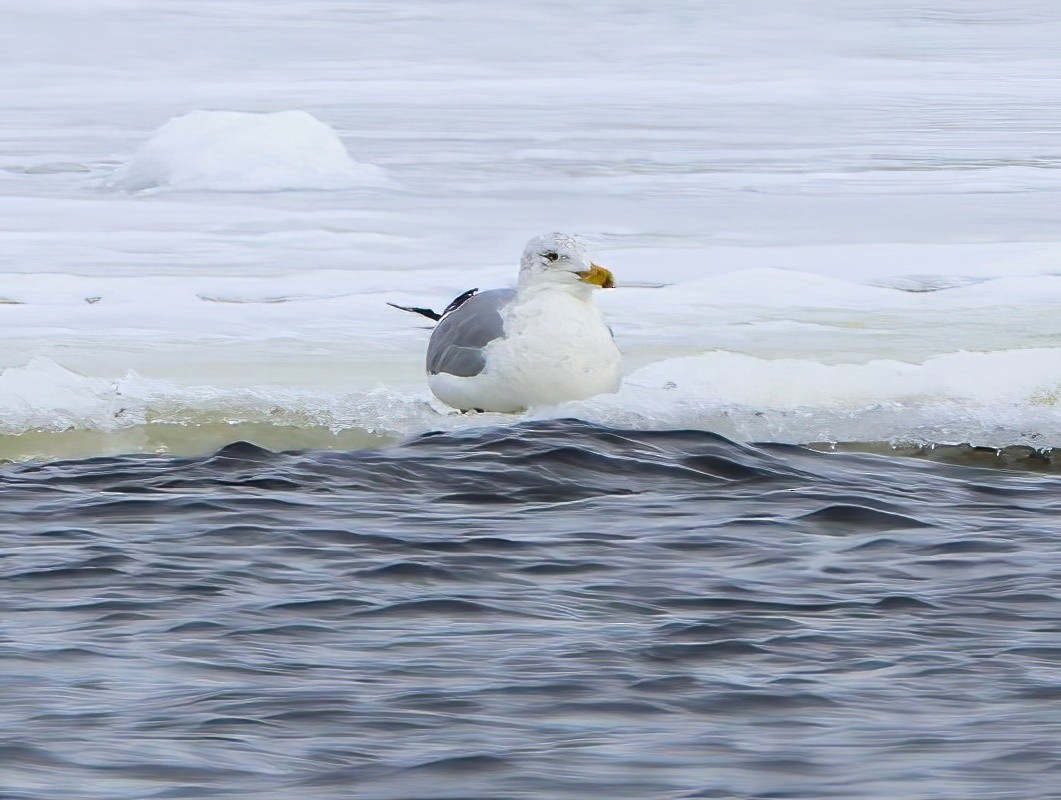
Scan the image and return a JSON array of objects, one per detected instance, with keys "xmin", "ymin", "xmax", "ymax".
[{"xmin": 517, "ymin": 233, "xmax": 615, "ymax": 292}]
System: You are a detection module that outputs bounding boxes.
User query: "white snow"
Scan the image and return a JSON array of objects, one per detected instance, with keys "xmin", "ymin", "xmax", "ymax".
[
  {"xmin": 1, "ymin": 0, "xmax": 1060, "ymax": 459},
  {"xmin": 107, "ymin": 110, "xmax": 389, "ymax": 192}
]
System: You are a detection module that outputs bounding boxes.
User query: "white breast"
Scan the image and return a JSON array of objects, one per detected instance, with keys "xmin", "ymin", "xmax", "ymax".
[{"xmin": 428, "ymin": 290, "xmax": 622, "ymax": 412}]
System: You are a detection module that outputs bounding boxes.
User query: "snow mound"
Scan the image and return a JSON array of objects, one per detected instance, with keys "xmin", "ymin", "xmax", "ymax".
[
  {"xmin": 107, "ymin": 110, "xmax": 388, "ymax": 192},
  {"xmin": 544, "ymin": 348, "xmax": 1061, "ymax": 449}
]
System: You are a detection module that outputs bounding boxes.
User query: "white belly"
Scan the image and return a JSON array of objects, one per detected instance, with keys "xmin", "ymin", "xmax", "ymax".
[{"xmin": 428, "ymin": 291, "xmax": 622, "ymax": 412}]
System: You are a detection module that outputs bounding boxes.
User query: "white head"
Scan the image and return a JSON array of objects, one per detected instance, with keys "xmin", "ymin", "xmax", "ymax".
[{"xmin": 517, "ymin": 232, "xmax": 615, "ymax": 293}]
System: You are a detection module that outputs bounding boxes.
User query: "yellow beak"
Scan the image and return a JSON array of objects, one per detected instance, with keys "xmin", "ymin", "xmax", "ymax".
[{"xmin": 577, "ymin": 263, "xmax": 615, "ymax": 289}]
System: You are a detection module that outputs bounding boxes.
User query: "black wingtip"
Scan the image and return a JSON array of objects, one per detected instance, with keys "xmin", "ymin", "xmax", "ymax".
[
  {"xmin": 387, "ymin": 302, "xmax": 442, "ymax": 321},
  {"xmin": 440, "ymin": 288, "xmax": 478, "ymax": 317},
  {"xmin": 388, "ymin": 288, "xmax": 481, "ymax": 323}
]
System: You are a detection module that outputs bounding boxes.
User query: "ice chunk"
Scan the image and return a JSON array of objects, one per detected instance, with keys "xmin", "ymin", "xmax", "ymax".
[
  {"xmin": 107, "ymin": 110, "xmax": 388, "ymax": 192},
  {"xmin": 536, "ymin": 348, "xmax": 1061, "ymax": 449}
]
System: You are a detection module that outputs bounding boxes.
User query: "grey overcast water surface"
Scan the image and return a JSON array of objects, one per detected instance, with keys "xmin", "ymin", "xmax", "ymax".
[{"xmin": 4, "ymin": 421, "xmax": 1061, "ymax": 799}]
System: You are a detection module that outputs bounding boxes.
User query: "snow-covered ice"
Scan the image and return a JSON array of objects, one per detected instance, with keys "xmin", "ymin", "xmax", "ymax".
[
  {"xmin": 107, "ymin": 110, "xmax": 389, "ymax": 192},
  {"xmin": 1, "ymin": 0, "xmax": 1060, "ymax": 460}
]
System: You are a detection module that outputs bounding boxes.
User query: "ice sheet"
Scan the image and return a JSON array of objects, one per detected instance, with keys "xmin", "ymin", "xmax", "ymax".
[{"xmin": 2, "ymin": 0, "xmax": 1060, "ymax": 459}]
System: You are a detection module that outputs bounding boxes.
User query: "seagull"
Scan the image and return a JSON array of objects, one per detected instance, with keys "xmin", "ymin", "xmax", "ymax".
[{"xmin": 390, "ymin": 233, "xmax": 622, "ymax": 413}]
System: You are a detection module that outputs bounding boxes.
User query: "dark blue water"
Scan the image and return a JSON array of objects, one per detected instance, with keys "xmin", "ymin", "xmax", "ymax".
[{"xmin": 3, "ymin": 420, "xmax": 1061, "ymax": 799}]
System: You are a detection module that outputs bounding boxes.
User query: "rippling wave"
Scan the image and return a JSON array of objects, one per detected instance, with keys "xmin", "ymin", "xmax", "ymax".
[{"xmin": 5, "ymin": 420, "xmax": 1060, "ymax": 798}]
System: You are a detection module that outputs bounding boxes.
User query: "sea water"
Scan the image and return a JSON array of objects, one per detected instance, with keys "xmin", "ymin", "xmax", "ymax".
[{"xmin": 2, "ymin": 1, "xmax": 1060, "ymax": 797}]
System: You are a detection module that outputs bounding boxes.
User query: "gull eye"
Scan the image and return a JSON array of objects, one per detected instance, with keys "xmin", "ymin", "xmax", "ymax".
[{"xmin": 543, "ymin": 251, "xmax": 559, "ymax": 262}]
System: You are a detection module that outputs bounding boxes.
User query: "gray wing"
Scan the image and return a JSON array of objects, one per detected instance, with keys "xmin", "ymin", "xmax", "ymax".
[{"xmin": 426, "ymin": 288, "xmax": 516, "ymax": 377}]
